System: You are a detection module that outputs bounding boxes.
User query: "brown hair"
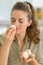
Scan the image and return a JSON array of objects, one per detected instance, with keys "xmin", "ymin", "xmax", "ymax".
[{"xmin": 11, "ymin": 2, "xmax": 40, "ymax": 43}]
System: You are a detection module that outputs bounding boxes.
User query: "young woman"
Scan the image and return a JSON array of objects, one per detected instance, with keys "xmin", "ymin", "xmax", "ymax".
[{"xmin": 0, "ymin": 1, "xmax": 43, "ymax": 65}]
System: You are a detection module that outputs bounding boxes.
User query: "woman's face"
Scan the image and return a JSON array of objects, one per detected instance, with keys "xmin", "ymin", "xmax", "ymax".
[{"xmin": 11, "ymin": 10, "xmax": 32, "ymax": 35}]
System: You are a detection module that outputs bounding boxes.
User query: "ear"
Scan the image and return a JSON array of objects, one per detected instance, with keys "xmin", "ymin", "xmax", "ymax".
[{"xmin": 27, "ymin": 20, "xmax": 32, "ymax": 27}]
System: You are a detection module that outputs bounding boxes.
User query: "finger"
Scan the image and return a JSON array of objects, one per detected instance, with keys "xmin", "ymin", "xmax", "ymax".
[
  {"xmin": 20, "ymin": 54, "xmax": 24, "ymax": 62},
  {"xmin": 31, "ymin": 54, "xmax": 35, "ymax": 58},
  {"xmin": 4, "ymin": 27, "xmax": 12, "ymax": 38},
  {"xmin": 4, "ymin": 27, "xmax": 12, "ymax": 35},
  {"xmin": 3, "ymin": 30, "xmax": 16, "ymax": 46},
  {"xmin": 8, "ymin": 29, "xmax": 16, "ymax": 42},
  {"xmin": 29, "ymin": 53, "xmax": 35, "ymax": 58},
  {"xmin": 25, "ymin": 58, "xmax": 32, "ymax": 62},
  {"xmin": 20, "ymin": 51, "xmax": 22, "ymax": 55},
  {"xmin": 4, "ymin": 28, "xmax": 13, "ymax": 39},
  {"xmin": 6, "ymin": 28, "xmax": 16, "ymax": 39},
  {"xmin": 4, "ymin": 25, "xmax": 16, "ymax": 36},
  {"xmin": 4, "ymin": 27, "xmax": 16, "ymax": 39},
  {"xmin": 20, "ymin": 51, "xmax": 25, "ymax": 62}
]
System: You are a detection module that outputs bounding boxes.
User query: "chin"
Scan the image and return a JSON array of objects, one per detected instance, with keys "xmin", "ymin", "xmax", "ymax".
[{"xmin": 16, "ymin": 31, "xmax": 20, "ymax": 35}]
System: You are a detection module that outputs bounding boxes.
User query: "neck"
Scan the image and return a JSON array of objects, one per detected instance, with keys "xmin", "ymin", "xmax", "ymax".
[
  {"xmin": 16, "ymin": 31, "xmax": 26, "ymax": 42},
  {"xmin": 16, "ymin": 31, "xmax": 26, "ymax": 50}
]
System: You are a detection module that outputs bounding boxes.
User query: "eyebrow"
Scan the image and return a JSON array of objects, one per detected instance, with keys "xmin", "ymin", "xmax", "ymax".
[
  {"xmin": 11, "ymin": 17, "xmax": 23, "ymax": 20},
  {"xmin": 11, "ymin": 17, "xmax": 15, "ymax": 20}
]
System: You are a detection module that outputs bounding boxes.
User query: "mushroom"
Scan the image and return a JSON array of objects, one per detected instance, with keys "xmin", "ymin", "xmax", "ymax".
[{"xmin": 22, "ymin": 49, "xmax": 31, "ymax": 59}]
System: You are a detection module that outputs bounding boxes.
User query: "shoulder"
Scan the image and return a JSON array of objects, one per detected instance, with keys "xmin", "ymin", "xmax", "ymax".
[
  {"xmin": 31, "ymin": 41, "xmax": 43, "ymax": 54},
  {"xmin": 29, "ymin": 41, "xmax": 41, "ymax": 52},
  {"xmin": 27, "ymin": 35, "xmax": 40, "ymax": 47},
  {"xmin": 31, "ymin": 41, "xmax": 41, "ymax": 49}
]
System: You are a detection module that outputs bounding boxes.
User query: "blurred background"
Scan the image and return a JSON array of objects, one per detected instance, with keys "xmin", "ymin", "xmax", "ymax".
[{"xmin": 0, "ymin": 0, "xmax": 43, "ymax": 51}]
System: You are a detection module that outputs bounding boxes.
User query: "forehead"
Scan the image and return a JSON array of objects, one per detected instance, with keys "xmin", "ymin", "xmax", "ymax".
[{"xmin": 11, "ymin": 10, "xmax": 28, "ymax": 18}]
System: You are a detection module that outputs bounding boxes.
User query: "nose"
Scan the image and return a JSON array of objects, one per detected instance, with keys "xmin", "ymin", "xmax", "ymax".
[
  {"xmin": 11, "ymin": 20, "xmax": 19, "ymax": 27},
  {"xmin": 15, "ymin": 20, "xmax": 19, "ymax": 27}
]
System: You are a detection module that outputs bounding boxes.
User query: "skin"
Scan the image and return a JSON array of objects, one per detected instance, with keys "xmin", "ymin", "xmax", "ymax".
[
  {"xmin": 11, "ymin": 10, "xmax": 32, "ymax": 50},
  {"xmin": 0, "ymin": 10, "xmax": 39, "ymax": 65},
  {"xmin": 11, "ymin": 10, "xmax": 31, "ymax": 35}
]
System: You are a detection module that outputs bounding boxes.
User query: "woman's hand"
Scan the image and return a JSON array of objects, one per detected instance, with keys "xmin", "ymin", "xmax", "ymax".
[
  {"xmin": 20, "ymin": 51, "xmax": 39, "ymax": 65},
  {"xmin": 3, "ymin": 25, "xmax": 16, "ymax": 47},
  {"xmin": 20, "ymin": 51, "xmax": 35, "ymax": 63},
  {"xmin": 0, "ymin": 25, "xmax": 16, "ymax": 65}
]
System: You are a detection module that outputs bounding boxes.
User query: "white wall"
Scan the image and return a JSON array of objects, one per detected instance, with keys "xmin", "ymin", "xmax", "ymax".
[
  {"xmin": 0, "ymin": 0, "xmax": 32, "ymax": 20},
  {"xmin": 0, "ymin": 0, "xmax": 32, "ymax": 25},
  {"xmin": 0, "ymin": 0, "xmax": 16, "ymax": 20},
  {"xmin": 0, "ymin": 0, "xmax": 43, "ymax": 25},
  {"xmin": 32, "ymin": 0, "xmax": 43, "ymax": 8}
]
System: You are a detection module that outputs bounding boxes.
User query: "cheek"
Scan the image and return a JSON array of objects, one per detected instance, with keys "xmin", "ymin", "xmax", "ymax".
[
  {"xmin": 11, "ymin": 22, "xmax": 14, "ymax": 25},
  {"xmin": 21, "ymin": 24, "xmax": 28, "ymax": 30},
  {"xmin": 11, "ymin": 22, "xmax": 15, "ymax": 25},
  {"xmin": 23, "ymin": 23, "xmax": 28, "ymax": 28}
]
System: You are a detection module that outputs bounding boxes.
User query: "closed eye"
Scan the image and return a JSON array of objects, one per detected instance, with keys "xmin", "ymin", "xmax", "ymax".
[
  {"xmin": 11, "ymin": 20, "xmax": 16, "ymax": 22},
  {"xmin": 19, "ymin": 20, "xmax": 23, "ymax": 23},
  {"xmin": 11, "ymin": 17, "xmax": 16, "ymax": 22},
  {"xmin": 19, "ymin": 18, "xmax": 23, "ymax": 23}
]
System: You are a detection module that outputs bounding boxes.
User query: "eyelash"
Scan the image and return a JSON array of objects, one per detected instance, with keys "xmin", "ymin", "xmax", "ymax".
[
  {"xmin": 19, "ymin": 21, "xmax": 23, "ymax": 23},
  {"xmin": 11, "ymin": 21, "xmax": 15, "ymax": 22},
  {"xmin": 11, "ymin": 20, "xmax": 23, "ymax": 23}
]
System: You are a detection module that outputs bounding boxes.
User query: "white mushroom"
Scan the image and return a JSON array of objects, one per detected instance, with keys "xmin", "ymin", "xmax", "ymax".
[
  {"xmin": 10, "ymin": 25, "xmax": 16, "ymax": 29},
  {"xmin": 22, "ymin": 49, "xmax": 31, "ymax": 59}
]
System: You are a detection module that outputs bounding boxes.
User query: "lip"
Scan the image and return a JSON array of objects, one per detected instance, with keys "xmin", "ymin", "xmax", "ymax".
[{"xmin": 16, "ymin": 27, "xmax": 20, "ymax": 30}]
